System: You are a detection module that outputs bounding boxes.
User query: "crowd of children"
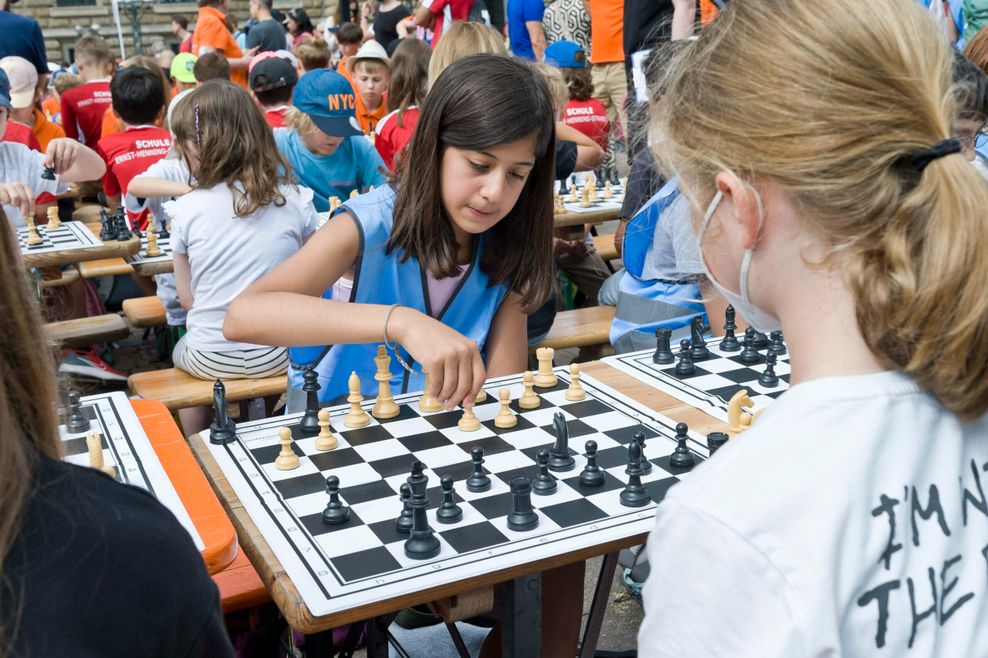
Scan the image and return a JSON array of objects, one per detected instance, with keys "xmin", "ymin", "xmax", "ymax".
[{"xmin": 2, "ymin": 0, "xmax": 988, "ymax": 655}]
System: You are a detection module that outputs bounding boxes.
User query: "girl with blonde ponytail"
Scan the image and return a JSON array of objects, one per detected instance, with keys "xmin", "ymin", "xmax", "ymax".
[{"xmin": 638, "ymin": 0, "xmax": 988, "ymax": 655}]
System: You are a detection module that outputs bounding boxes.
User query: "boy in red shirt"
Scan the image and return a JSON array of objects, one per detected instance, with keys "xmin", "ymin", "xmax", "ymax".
[
  {"xmin": 96, "ymin": 66, "xmax": 171, "ymax": 230},
  {"xmin": 546, "ymin": 41, "xmax": 610, "ymax": 151},
  {"xmin": 410, "ymin": 0, "xmax": 472, "ymax": 46},
  {"xmin": 60, "ymin": 36, "xmax": 115, "ymax": 145},
  {"xmin": 248, "ymin": 55, "xmax": 297, "ymax": 129}
]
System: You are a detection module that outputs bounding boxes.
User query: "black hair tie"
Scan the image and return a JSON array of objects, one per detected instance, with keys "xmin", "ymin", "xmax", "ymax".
[{"xmin": 911, "ymin": 138, "xmax": 962, "ymax": 172}]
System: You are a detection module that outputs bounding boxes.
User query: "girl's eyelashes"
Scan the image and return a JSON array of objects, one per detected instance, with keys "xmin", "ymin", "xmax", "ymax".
[
  {"xmin": 510, "ymin": 171, "xmax": 527, "ymax": 181},
  {"xmin": 468, "ymin": 161, "xmax": 488, "ymax": 172}
]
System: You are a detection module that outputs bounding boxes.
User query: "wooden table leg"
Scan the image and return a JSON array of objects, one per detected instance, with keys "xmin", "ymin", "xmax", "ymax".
[
  {"xmin": 502, "ymin": 573, "xmax": 541, "ymax": 657},
  {"xmin": 578, "ymin": 551, "xmax": 620, "ymax": 658}
]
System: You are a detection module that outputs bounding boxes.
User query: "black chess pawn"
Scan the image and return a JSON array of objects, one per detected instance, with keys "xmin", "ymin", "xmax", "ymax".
[
  {"xmin": 298, "ymin": 366, "xmax": 321, "ymax": 436},
  {"xmin": 719, "ymin": 305, "xmax": 741, "ymax": 352},
  {"xmin": 738, "ymin": 327, "xmax": 761, "ymax": 364},
  {"xmin": 759, "ymin": 352, "xmax": 780, "ymax": 388},
  {"xmin": 506, "ymin": 477, "xmax": 539, "ymax": 531},
  {"xmin": 114, "ymin": 213, "xmax": 132, "ymax": 241},
  {"xmin": 208, "ymin": 380, "xmax": 237, "ymax": 444},
  {"xmin": 396, "ymin": 483, "xmax": 413, "ymax": 534},
  {"xmin": 669, "ymin": 423, "xmax": 696, "ymax": 470},
  {"xmin": 579, "ymin": 440, "xmax": 605, "ymax": 487},
  {"xmin": 404, "ymin": 463, "xmax": 441, "ymax": 560},
  {"xmin": 689, "ymin": 316, "xmax": 710, "ymax": 361},
  {"xmin": 65, "ymin": 390, "xmax": 91, "ymax": 433},
  {"xmin": 40, "ymin": 165, "xmax": 56, "ymax": 181},
  {"xmin": 532, "ymin": 449, "xmax": 557, "ymax": 495},
  {"xmin": 675, "ymin": 339, "xmax": 695, "ymax": 376},
  {"xmin": 131, "ymin": 222, "xmax": 142, "ymax": 240},
  {"xmin": 435, "ymin": 474, "xmax": 463, "ymax": 524},
  {"xmin": 751, "ymin": 330, "xmax": 769, "ymax": 350},
  {"xmin": 157, "ymin": 218, "xmax": 170, "ymax": 240},
  {"xmin": 322, "ymin": 476, "xmax": 351, "ymax": 525},
  {"xmin": 768, "ymin": 330, "xmax": 787, "ymax": 356},
  {"xmin": 99, "ymin": 209, "xmax": 115, "ymax": 240},
  {"xmin": 619, "ymin": 441, "xmax": 651, "ymax": 508},
  {"xmin": 595, "ymin": 171, "xmax": 605, "ymax": 189},
  {"xmin": 466, "ymin": 446, "xmax": 491, "ymax": 492},
  {"xmin": 652, "ymin": 327, "xmax": 675, "ymax": 365},
  {"xmin": 635, "ymin": 432, "xmax": 652, "ymax": 476},
  {"xmin": 707, "ymin": 431, "xmax": 729, "ymax": 455}
]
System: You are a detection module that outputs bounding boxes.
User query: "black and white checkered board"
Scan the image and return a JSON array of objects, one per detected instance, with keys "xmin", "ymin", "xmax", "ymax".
[
  {"xmin": 60, "ymin": 391, "xmax": 204, "ymax": 550},
  {"xmin": 17, "ymin": 221, "xmax": 101, "ymax": 255},
  {"xmin": 127, "ymin": 231, "xmax": 173, "ymax": 266},
  {"xmin": 556, "ymin": 173, "xmax": 625, "ymax": 214},
  {"xmin": 203, "ymin": 367, "xmax": 707, "ymax": 617},
  {"xmin": 602, "ymin": 339, "xmax": 792, "ymax": 423}
]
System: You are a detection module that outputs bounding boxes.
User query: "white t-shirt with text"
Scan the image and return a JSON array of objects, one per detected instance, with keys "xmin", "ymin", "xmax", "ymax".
[{"xmin": 639, "ymin": 371, "xmax": 988, "ymax": 657}]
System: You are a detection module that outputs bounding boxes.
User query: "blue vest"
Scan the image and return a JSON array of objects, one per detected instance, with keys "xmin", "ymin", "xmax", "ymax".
[
  {"xmin": 610, "ymin": 177, "xmax": 706, "ymax": 352},
  {"xmin": 288, "ymin": 186, "xmax": 510, "ymax": 402}
]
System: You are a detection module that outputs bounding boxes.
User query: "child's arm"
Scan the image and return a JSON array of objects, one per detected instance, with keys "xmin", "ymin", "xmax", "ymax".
[
  {"xmin": 46, "ymin": 138, "xmax": 106, "ymax": 183},
  {"xmin": 0, "ymin": 183, "xmax": 35, "ymax": 220},
  {"xmin": 556, "ymin": 123, "xmax": 605, "ymax": 172},
  {"xmin": 224, "ymin": 211, "xmax": 487, "ymax": 409},
  {"xmin": 128, "ymin": 176, "xmax": 192, "ymax": 199},
  {"xmin": 482, "ymin": 292, "xmax": 528, "ymax": 378},
  {"xmin": 173, "ymin": 253, "xmax": 195, "ymax": 311}
]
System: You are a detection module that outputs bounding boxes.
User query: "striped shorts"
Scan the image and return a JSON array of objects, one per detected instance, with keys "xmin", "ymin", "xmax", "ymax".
[{"xmin": 172, "ymin": 335, "xmax": 289, "ymax": 380}]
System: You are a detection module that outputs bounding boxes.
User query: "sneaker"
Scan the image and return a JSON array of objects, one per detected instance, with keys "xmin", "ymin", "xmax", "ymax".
[{"xmin": 59, "ymin": 349, "xmax": 128, "ymax": 382}]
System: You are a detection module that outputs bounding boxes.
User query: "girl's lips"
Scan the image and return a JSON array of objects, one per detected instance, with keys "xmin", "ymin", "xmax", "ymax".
[{"xmin": 467, "ymin": 206, "xmax": 494, "ymax": 218}]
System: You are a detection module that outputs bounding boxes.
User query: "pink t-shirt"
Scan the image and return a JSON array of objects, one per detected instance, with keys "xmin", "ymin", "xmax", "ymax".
[{"xmin": 331, "ymin": 264, "xmax": 468, "ymax": 318}]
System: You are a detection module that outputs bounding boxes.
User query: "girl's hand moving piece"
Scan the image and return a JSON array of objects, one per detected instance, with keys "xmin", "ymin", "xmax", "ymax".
[
  {"xmin": 44, "ymin": 138, "xmax": 106, "ymax": 182},
  {"xmin": 390, "ymin": 306, "xmax": 486, "ymax": 411},
  {"xmin": 0, "ymin": 182, "xmax": 35, "ymax": 221}
]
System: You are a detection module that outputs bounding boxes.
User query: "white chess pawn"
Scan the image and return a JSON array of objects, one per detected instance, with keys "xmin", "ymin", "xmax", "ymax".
[
  {"xmin": 458, "ymin": 406, "xmax": 481, "ymax": 431},
  {"xmin": 315, "ymin": 409, "xmax": 338, "ymax": 451},
  {"xmin": 519, "ymin": 371, "xmax": 540, "ymax": 409},
  {"xmin": 274, "ymin": 427, "xmax": 301, "ymax": 470},
  {"xmin": 418, "ymin": 371, "xmax": 443, "ymax": 412},
  {"xmin": 494, "ymin": 388, "xmax": 517, "ymax": 428},
  {"xmin": 565, "ymin": 363, "xmax": 586, "ymax": 401},
  {"xmin": 344, "ymin": 372, "xmax": 371, "ymax": 428},
  {"xmin": 46, "ymin": 206, "xmax": 62, "ymax": 230},
  {"xmin": 25, "ymin": 216, "xmax": 42, "ymax": 246},
  {"xmin": 145, "ymin": 229, "xmax": 162, "ymax": 257}
]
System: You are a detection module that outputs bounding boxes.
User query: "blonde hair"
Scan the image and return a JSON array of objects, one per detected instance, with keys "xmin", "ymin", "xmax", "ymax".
[
  {"xmin": 427, "ymin": 22, "xmax": 506, "ymax": 90},
  {"xmin": 295, "ymin": 35, "xmax": 331, "ymax": 72},
  {"xmin": 0, "ymin": 207, "xmax": 61, "ymax": 655},
  {"xmin": 352, "ymin": 58, "xmax": 389, "ymax": 77},
  {"xmin": 284, "ymin": 106, "xmax": 320, "ymax": 138},
  {"xmin": 532, "ymin": 63, "xmax": 567, "ymax": 114},
  {"xmin": 53, "ymin": 72, "xmax": 83, "ymax": 96},
  {"xmin": 658, "ymin": 0, "xmax": 988, "ymax": 420}
]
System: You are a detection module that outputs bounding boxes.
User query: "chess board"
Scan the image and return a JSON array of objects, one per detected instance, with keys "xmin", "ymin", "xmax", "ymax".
[
  {"xmin": 126, "ymin": 231, "xmax": 173, "ymax": 266},
  {"xmin": 602, "ymin": 339, "xmax": 792, "ymax": 423},
  {"xmin": 203, "ymin": 367, "xmax": 708, "ymax": 618},
  {"xmin": 17, "ymin": 221, "xmax": 102, "ymax": 255},
  {"xmin": 60, "ymin": 391, "xmax": 204, "ymax": 550},
  {"xmin": 556, "ymin": 172, "xmax": 625, "ymax": 214}
]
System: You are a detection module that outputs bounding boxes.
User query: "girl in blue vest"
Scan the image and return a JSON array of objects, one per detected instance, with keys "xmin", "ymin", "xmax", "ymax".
[{"xmin": 224, "ymin": 54, "xmax": 556, "ymax": 412}]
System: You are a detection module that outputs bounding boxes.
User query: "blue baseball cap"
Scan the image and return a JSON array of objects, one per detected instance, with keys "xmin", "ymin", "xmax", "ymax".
[
  {"xmin": 544, "ymin": 41, "xmax": 587, "ymax": 69},
  {"xmin": 292, "ymin": 69, "xmax": 363, "ymax": 137},
  {"xmin": 0, "ymin": 69, "xmax": 12, "ymax": 111}
]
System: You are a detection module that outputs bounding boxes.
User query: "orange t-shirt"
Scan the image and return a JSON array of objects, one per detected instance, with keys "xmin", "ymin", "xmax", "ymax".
[
  {"xmin": 32, "ymin": 108, "xmax": 65, "ymax": 152},
  {"xmin": 355, "ymin": 93, "xmax": 388, "ymax": 135},
  {"xmin": 588, "ymin": 0, "xmax": 624, "ymax": 64},
  {"xmin": 192, "ymin": 6, "xmax": 247, "ymax": 88},
  {"xmin": 42, "ymin": 96, "xmax": 61, "ymax": 123},
  {"xmin": 100, "ymin": 106, "xmax": 124, "ymax": 139},
  {"xmin": 700, "ymin": 0, "xmax": 718, "ymax": 26}
]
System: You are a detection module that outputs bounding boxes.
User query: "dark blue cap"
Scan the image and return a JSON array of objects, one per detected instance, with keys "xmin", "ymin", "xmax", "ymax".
[
  {"xmin": 292, "ymin": 68, "xmax": 363, "ymax": 137},
  {"xmin": 0, "ymin": 69, "xmax": 12, "ymax": 111}
]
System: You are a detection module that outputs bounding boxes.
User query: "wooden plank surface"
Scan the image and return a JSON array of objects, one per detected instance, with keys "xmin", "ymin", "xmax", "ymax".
[
  {"xmin": 122, "ymin": 295, "xmax": 167, "ymax": 328},
  {"xmin": 44, "ymin": 313, "xmax": 130, "ymax": 346},
  {"xmin": 534, "ymin": 305, "xmax": 615, "ymax": 350},
  {"xmin": 553, "ymin": 207, "xmax": 620, "ymax": 228},
  {"xmin": 131, "ymin": 259, "xmax": 175, "ymax": 276},
  {"xmin": 188, "ymin": 361, "xmax": 728, "ymax": 633},
  {"xmin": 21, "ymin": 223, "xmax": 141, "ymax": 269},
  {"xmin": 129, "ymin": 369, "xmax": 287, "ymax": 411},
  {"xmin": 37, "ymin": 265, "xmax": 80, "ymax": 288},
  {"xmin": 78, "ymin": 257, "xmax": 135, "ymax": 278}
]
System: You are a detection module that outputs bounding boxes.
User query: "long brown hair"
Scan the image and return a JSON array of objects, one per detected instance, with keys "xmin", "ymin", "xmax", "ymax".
[
  {"xmin": 171, "ymin": 80, "xmax": 292, "ymax": 217},
  {"xmin": 658, "ymin": 0, "xmax": 988, "ymax": 420},
  {"xmin": 389, "ymin": 55, "xmax": 556, "ymax": 312},
  {"xmin": 0, "ymin": 207, "xmax": 62, "ymax": 654},
  {"xmin": 387, "ymin": 38, "xmax": 431, "ymax": 127},
  {"xmin": 964, "ymin": 26, "xmax": 988, "ymax": 74}
]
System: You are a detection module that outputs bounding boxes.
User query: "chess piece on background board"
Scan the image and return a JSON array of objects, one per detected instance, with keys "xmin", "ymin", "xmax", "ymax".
[
  {"xmin": 274, "ymin": 427, "xmax": 300, "ymax": 470},
  {"xmin": 87, "ymin": 432, "xmax": 116, "ymax": 478},
  {"xmin": 759, "ymin": 352, "xmax": 780, "ymax": 387},
  {"xmin": 548, "ymin": 412, "xmax": 575, "ymax": 471},
  {"xmin": 675, "ymin": 339, "xmax": 695, "ymax": 376},
  {"xmin": 580, "ymin": 186, "xmax": 591, "ymax": 208},
  {"xmin": 519, "ymin": 371, "xmax": 540, "ymax": 409},
  {"xmin": 751, "ymin": 330, "xmax": 769, "ymax": 350},
  {"xmin": 727, "ymin": 389, "xmax": 755, "ymax": 435},
  {"xmin": 157, "ymin": 215, "xmax": 170, "ymax": 239},
  {"xmin": 669, "ymin": 423, "xmax": 696, "ymax": 469},
  {"xmin": 418, "ymin": 372, "xmax": 443, "ymax": 412},
  {"xmin": 738, "ymin": 327, "xmax": 761, "ymax": 364},
  {"xmin": 46, "ymin": 206, "xmax": 61, "ymax": 230},
  {"xmin": 322, "ymin": 475, "xmax": 351, "ymax": 524},
  {"xmin": 652, "ymin": 328, "xmax": 675, "ymax": 364},
  {"xmin": 635, "ymin": 432, "xmax": 652, "ymax": 475},
  {"xmin": 66, "ymin": 390, "xmax": 91, "ymax": 433},
  {"xmin": 689, "ymin": 316, "xmax": 710, "ymax": 361},
  {"xmin": 315, "ymin": 409, "xmax": 337, "ymax": 451},
  {"xmin": 466, "ymin": 446, "xmax": 491, "ymax": 492},
  {"xmin": 768, "ymin": 330, "xmax": 787, "ymax": 356},
  {"xmin": 24, "ymin": 215, "xmax": 42, "ymax": 246},
  {"xmin": 145, "ymin": 229, "xmax": 162, "ymax": 257},
  {"xmin": 533, "ymin": 449, "xmax": 558, "ymax": 495},
  {"xmin": 396, "ymin": 484, "xmax": 413, "ymax": 533},
  {"xmin": 114, "ymin": 211, "xmax": 132, "ymax": 241},
  {"xmin": 458, "ymin": 406, "xmax": 481, "ymax": 431},
  {"xmin": 99, "ymin": 208, "xmax": 115, "ymax": 241},
  {"xmin": 371, "ymin": 345, "xmax": 400, "ymax": 419},
  {"xmin": 494, "ymin": 388, "xmax": 517, "ymax": 428},
  {"xmin": 506, "ymin": 476, "xmax": 539, "ymax": 531},
  {"xmin": 720, "ymin": 305, "xmax": 741, "ymax": 352},
  {"xmin": 565, "ymin": 363, "xmax": 586, "ymax": 401},
  {"xmin": 436, "ymin": 474, "xmax": 463, "ymax": 524},
  {"xmin": 534, "ymin": 347, "xmax": 557, "ymax": 387},
  {"xmin": 299, "ymin": 367, "xmax": 322, "ymax": 436},
  {"xmin": 209, "ymin": 380, "xmax": 237, "ymax": 444},
  {"xmin": 619, "ymin": 441, "xmax": 650, "ymax": 507},
  {"xmin": 559, "ymin": 177, "xmax": 569, "ymax": 196},
  {"xmin": 404, "ymin": 462, "xmax": 441, "ymax": 560},
  {"xmin": 344, "ymin": 372, "xmax": 371, "ymax": 427},
  {"xmin": 579, "ymin": 440, "xmax": 605, "ymax": 487},
  {"xmin": 707, "ymin": 431, "xmax": 729, "ymax": 455}
]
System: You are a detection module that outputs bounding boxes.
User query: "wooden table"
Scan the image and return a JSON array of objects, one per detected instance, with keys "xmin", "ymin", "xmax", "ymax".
[
  {"xmin": 554, "ymin": 207, "xmax": 620, "ymax": 228},
  {"xmin": 20, "ymin": 222, "xmax": 141, "ymax": 270},
  {"xmin": 189, "ymin": 361, "xmax": 727, "ymax": 652},
  {"xmin": 133, "ymin": 398, "xmax": 239, "ymax": 575}
]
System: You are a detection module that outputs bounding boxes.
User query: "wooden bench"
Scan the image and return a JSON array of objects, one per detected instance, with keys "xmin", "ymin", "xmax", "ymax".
[
  {"xmin": 123, "ymin": 295, "xmax": 166, "ymax": 328},
  {"xmin": 534, "ymin": 305, "xmax": 615, "ymax": 351},
  {"xmin": 71, "ymin": 204, "xmax": 104, "ymax": 223},
  {"xmin": 79, "ymin": 257, "xmax": 135, "ymax": 278},
  {"xmin": 129, "ymin": 368, "xmax": 287, "ymax": 412},
  {"xmin": 45, "ymin": 313, "xmax": 130, "ymax": 347},
  {"xmin": 213, "ymin": 549, "xmax": 270, "ymax": 614},
  {"xmin": 592, "ymin": 234, "xmax": 618, "ymax": 262}
]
